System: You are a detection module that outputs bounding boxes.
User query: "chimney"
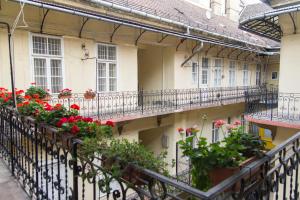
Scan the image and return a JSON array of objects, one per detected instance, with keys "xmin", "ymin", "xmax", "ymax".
[
  {"xmin": 225, "ymin": 0, "xmax": 242, "ymax": 21},
  {"xmin": 211, "ymin": 0, "xmax": 223, "ymax": 16}
]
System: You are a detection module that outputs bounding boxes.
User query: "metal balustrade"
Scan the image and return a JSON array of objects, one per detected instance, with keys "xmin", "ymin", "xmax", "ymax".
[
  {"xmin": 49, "ymin": 86, "xmax": 265, "ymax": 120},
  {"xmin": 246, "ymin": 89, "xmax": 300, "ymax": 123},
  {"xmin": 1, "ymin": 105, "xmax": 300, "ymax": 200}
]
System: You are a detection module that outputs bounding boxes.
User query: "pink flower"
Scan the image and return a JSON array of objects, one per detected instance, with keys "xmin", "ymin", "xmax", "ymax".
[
  {"xmin": 226, "ymin": 124, "xmax": 237, "ymax": 131},
  {"xmin": 214, "ymin": 119, "xmax": 225, "ymax": 128},
  {"xmin": 233, "ymin": 120, "xmax": 241, "ymax": 126},
  {"xmin": 177, "ymin": 128, "xmax": 184, "ymax": 133}
]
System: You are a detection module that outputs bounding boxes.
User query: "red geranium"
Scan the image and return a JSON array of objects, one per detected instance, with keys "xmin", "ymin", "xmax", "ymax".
[
  {"xmin": 33, "ymin": 94, "xmax": 40, "ymax": 99},
  {"xmin": 44, "ymin": 104, "xmax": 53, "ymax": 111},
  {"xmin": 70, "ymin": 104, "xmax": 80, "ymax": 110},
  {"xmin": 56, "ymin": 117, "xmax": 68, "ymax": 128},
  {"xmin": 71, "ymin": 125, "xmax": 80, "ymax": 135},
  {"xmin": 53, "ymin": 104, "xmax": 62, "ymax": 110},
  {"xmin": 177, "ymin": 128, "xmax": 184, "ymax": 133},
  {"xmin": 105, "ymin": 120, "xmax": 115, "ymax": 127},
  {"xmin": 83, "ymin": 117, "xmax": 93, "ymax": 123}
]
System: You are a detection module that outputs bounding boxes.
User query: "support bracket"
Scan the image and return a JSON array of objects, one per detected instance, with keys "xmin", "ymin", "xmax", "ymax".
[
  {"xmin": 205, "ymin": 44, "xmax": 216, "ymax": 56},
  {"xmin": 79, "ymin": 17, "xmax": 89, "ymax": 38},
  {"xmin": 117, "ymin": 121, "xmax": 129, "ymax": 135},
  {"xmin": 135, "ymin": 30, "xmax": 147, "ymax": 46},
  {"xmin": 176, "ymin": 38, "xmax": 186, "ymax": 51},
  {"xmin": 192, "ymin": 42, "xmax": 201, "ymax": 53},
  {"xmin": 237, "ymin": 51, "xmax": 246, "ymax": 60},
  {"xmin": 110, "ymin": 24, "xmax": 122, "ymax": 42},
  {"xmin": 158, "ymin": 34, "xmax": 169, "ymax": 43},
  {"xmin": 289, "ymin": 13, "xmax": 297, "ymax": 34},
  {"xmin": 227, "ymin": 48, "xmax": 239, "ymax": 59},
  {"xmin": 244, "ymin": 52, "xmax": 254, "ymax": 61},
  {"xmin": 40, "ymin": 9, "xmax": 50, "ymax": 33},
  {"xmin": 216, "ymin": 47, "xmax": 227, "ymax": 57},
  {"xmin": 157, "ymin": 114, "xmax": 171, "ymax": 127}
]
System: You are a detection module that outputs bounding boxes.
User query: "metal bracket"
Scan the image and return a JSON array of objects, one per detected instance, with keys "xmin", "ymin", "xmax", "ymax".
[
  {"xmin": 244, "ymin": 52, "xmax": 254, "ymax": 61},
  {"xmin": 227, "ymin": 49, "xmax": 239, "ymax": 59},
  {"xmin": 237, "ymin": 51, "xmax": 246, "ymax": 60},
  {"xmin": 117, "ymin": 121, "xmax": 129, "ymax": 135},
  {"xmin": 205, "ymin": 44, "xmax": 216, "ymax": 56},
  {"xmin": 79, "ymin": 17, "xmax": 89, "ymax": 38},
  {"xmin": 158, "ymin": 34, "xmax": 169, "ymax": 43},
  {"xmin": 40, "ymin": 9, "xmax": 50, "ymax": 33},
  {"xmin": 135, "ymin": 30, "xmax": 147, "ymax": 46},
  {"xmin": 157, "ymin": 114, "xmax": 171, "ymax": 127},
  {"xmin": 192, "ymin": 42, "xmax": 201, "ymax": 53},
  {"xmin": 216, "ymin": 47, "xmax": 227, "ymax": 57},
  {"xmin": 289, "ymin": 13, "xmax": 297, "ymax": 34},
  {"xmin": 110, "ymin": 24, "xmax": 122, "ymax": 42},
  {"xmin": 176, "ymin": 38, "xmax": 186, "ymax": 51}
]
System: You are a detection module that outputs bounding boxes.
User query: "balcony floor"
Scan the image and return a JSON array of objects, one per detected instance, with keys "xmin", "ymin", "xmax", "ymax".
[{"xmin": 0, "ymin": 158, "xmax": 29, "ymax": 200}]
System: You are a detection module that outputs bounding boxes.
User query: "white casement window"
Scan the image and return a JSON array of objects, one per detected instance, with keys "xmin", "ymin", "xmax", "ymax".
[
  {"xmin": 243, "ymin": 63, "xmax": 249, "ymax": 86},
  {"xmin": 229, "ymin": 61, "xmax": 236, "ymax": 87},
  {"xmin": 214, "ymin": 59, "xmax": 222, "ymax": 87},
  {"xmin": 192, "ymin": 62, "xmax": 198, "ymax": 84},
  {"xmin": 212, "ymin": 122, "xmax": 219, "ymax": 143},
  {"xmin": 201, "ymin": 58, "xmax": 209, "ymax": 85},
  {"xmin": 31, "ymin": 34, "xmax": 63, "ymax": 93},
  {"xmin": 256, "ymin": 64, "xmax": 261, "ymax": 85},
  {"xmin": 96, "ymin": 44, "xmax": 117, "ymax": 92}
]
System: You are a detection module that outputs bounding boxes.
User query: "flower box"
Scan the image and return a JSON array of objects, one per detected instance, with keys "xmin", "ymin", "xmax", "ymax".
[
  {"xmin": 208, "ymin": 156, "xmax": 260, "ymax": 191},
  {"xmin": 58, "ymin": 95, "xmax": 72, "ymax": 99},
  {"xmin": 84, "ymin": 94, "xmax": 95, "ymax": 100}
]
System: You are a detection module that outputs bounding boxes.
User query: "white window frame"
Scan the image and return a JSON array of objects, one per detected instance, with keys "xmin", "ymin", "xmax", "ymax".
[
  {"xmin": 96, "ymin": 43, "xmax": 118, "ymax": 92},
  {"xmin": 243, "ymin": 63, "xmax": 249, "ymax": 86},
  {"xmin": 229, "ymin": 60, "xmax": 236, "ymax": 87},
  {"xmin": 29, "ymin": 33, "xmax": 65, "ymax": 94},
  {"xmin": 214, "ymin": 58, "xmax": 223, "ymax": 87},
  {"xmin": 201, "ymin": 57, "xmax": 209, "ymax": 86},
  {"xmin": 192, "ymin": 62, "xmax": 199, "ymax": 85}
]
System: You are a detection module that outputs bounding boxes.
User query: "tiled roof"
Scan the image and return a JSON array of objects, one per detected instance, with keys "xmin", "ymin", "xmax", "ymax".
[
  {"xmin": 88, "ymin": 0, "xmax": 280, "ymax": 48},
  {"xmin": 240, "ymin": 2, "xmax": 274, "ymax": 23}
]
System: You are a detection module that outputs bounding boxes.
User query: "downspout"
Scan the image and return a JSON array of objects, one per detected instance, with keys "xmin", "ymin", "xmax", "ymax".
[
  {"xmin": 181, "ymin": 42, "xmax": 204, "ymax": 67},
  {"xmin": 0, "ymin": 22, "xmax": 16, "ymax": 108}
]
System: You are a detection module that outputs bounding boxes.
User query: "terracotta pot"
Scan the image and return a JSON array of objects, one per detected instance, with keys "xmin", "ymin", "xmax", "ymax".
[
  {"xmin": 102, "ymin": 156, "xmax": 152, "ymax": 186},
  {"xmin": 58, "ymin": 95, "xmax": 72, "ymax": 99},
  {"xmin": 84, "ymin": 94, "xmax": 95, "ymax": 100},
  {"xmin": 208, "ymin": 156, "xmax": 260, "ymax": 191}
]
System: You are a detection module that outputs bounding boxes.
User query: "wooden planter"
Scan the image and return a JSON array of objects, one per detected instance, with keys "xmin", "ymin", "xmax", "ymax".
[
  {"xmin": 208, "ymin": 156, "xmax": 260, "ymax": 191},
  {"xmin": 102, "ymin": 156, "xmax": 152, "ymax": 186}
]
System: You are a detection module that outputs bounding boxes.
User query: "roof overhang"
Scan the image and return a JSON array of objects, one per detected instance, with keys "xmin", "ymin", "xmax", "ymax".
[{"xmin": 240, "ymin": 3, "xmax": 300, "ymax": 42}]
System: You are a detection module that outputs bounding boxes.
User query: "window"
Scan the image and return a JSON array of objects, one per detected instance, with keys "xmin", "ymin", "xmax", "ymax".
[
  {"xmin": 202, "ymin": 58, "xmax": 209, "ymax": 85},
  {"xmin": 214, "ymin": 59, "xmax": 222, "ymax": 86},
  {"xmin": 256, "ymin": 64, "xmax": 261, "ymax": 85},
  {"xmin": 31, "ymin": 35, "xmax": 63, "ymax": 93},
  {"xmin": 271, "ymin": 71, "xmax": 278, "ymax": 80},
  {"xmin": 212, "ymin": 122, "xmax": 219, "ymax": 143},
  {"xmin": 229, "ymin": 61, "xmax": 236, "ymax": 87},
  {"xmin": 96, "ymin": 44, "xmax": 117, "ymax": 92},
  {"xmin": 192, "ymin": 62, "xmax": 198, "ymax": 84},
  {"xmin": 243, "ymin": 63, "xmax": 249, "ymax": 86}
]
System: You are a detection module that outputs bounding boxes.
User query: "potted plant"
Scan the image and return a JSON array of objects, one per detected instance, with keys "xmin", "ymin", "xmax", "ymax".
[
  {"xmin": 58, "ymin": 88, "xmax": 72, "ymax": 99},
  {"xmin": 102, "ymin": 139, "xmax": 169, "ymax": 185},
  {"xmin": 84, "ymin": 89, "xmax": 96, "ymax": 100},
  {"xmin": 178, "ymin": 120, "xmax": 265, "ymax": 191},
  {"xmin": 25, "ymin": 84, "xmax": 51, "ymax": 101}
]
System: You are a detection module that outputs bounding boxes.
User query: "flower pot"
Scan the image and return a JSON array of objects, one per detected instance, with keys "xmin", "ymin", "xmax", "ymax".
[
  {"xmin": 84, "ymin": 94, "xmax": 95, "ymax": 100},
  {"xmin": 208, "ymin": 156, "xmax": 260, "ymax": 192},
  {"xmin": 101, "ymin": 156, "xmax": 152, "ymax": 186},
  {"xmin": 59, "ymin": 95, "xmax": 72, "ymax": 99}
]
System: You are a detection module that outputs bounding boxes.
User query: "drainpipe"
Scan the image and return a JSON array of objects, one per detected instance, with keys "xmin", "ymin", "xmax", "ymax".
[
  {"xmin": 0, "ymin": 22, "xmax": 16, "ymax": 108},
  {"xmin": 181, "ymin": 42, "xmax": 204, "ymax": 67}
]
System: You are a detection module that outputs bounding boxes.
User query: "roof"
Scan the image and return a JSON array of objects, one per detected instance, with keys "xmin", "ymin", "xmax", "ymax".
[
  {"xmin": 240, "ymin": 2, "xmax": 300, "ymax": 42},
  {"xmin": 87, "ymin": 0, "xmax": 280, "ymax": 49}
]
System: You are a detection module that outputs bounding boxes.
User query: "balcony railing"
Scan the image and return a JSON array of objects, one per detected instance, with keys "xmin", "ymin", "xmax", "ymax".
[
  {"xmin": 1, "ymin": 106, "xmax": 300, "ymax": 200},
  {"xmin": 50, "ymin": 86, "xmax": 265, "ymax": 120},
  {"xmin": 246, "ymin": 89, "xmax": 300, "ymax": 123}
]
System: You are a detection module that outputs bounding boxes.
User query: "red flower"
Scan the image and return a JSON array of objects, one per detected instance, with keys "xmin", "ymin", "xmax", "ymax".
[
  {"xmin": 83, "ymin": 117, "xmax": 93, "ymax": 123},
  {"xmin": 17, "ymin": 103, "xmax": 24, "ymax": 107},
  {"xmin": 16, "ymin": 90, "xmax": 24, "ymax": 95},
  {"xmin": 94, "ymin": 120, "xmax": 101, "ymax": 125},
  {"xmin": 30, "ymin": 82, "xmax": 36, "ymax": 85},
  {"xmin": 233, "ymin": 120, "xmax": 241, "ymax": 126},
  {"xmin": 71, "ymin": 125, "xmax": 80, "ymax": 135},
  {"xmin": 177, "ymin": 128, "xmax": 184, "ymax": 133},
  {"xmin": 44, "ymin": 104, "xmax": 53, "ymax": 111},
  {"xmin": 214, "ymin": 119, "xmax": 225, "ymax": 128},
  {"xmin": 23, "ymin": 101, "xmax": 30, "ymax": 105},
  {"xmin": 105, "ymin": 120, "xmax": 115, "ymax": 127},
  {"xmin": 68, "ymin": 116, "xmax": 76, "ymax": 123},
  {"xmin": 74, "ymin": 116, "xmax": 83, "ymax": 121},
  {"xmin": 56, "ymin": 117, "xmax": 68, "ymax": 128},
  {"xmin": 53, "ymin": 104, "xmax": 62, "ymax": 110},
  {"xmin": 70, "ymin": 104, "xmax": 80, "ymax": 110},
  {"xmin": 24, "ymin": 95, "xmax": 32, "ymax": 100},
  {"xmin": 33, "ymin": 94, "xmax": 40, "ymax": 99}
]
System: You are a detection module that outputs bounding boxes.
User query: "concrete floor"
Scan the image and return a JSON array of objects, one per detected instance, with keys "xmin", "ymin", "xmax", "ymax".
[{"xmin": 0, "ymin": 158, "xmax": 29, "ymax": 200}]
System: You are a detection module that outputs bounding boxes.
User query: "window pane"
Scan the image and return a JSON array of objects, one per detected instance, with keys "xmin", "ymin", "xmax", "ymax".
[
  {"xmin": 97, "ymin": 63, "xmax": 106, "ymax": 92},
  {"xmin": 192, "ymin": 63, "xmax": 198, "ymax": 84},
  {"xmin": 98, "ymin": 45, "xmax": 107, "ymax": 60},
  {"xmin": 109, "ymin": 78, "xmax": 117, "ymax": 91},
  {"xmin": 202, "ymin": 58, "xmax": 209, "ymax": 68},
  {"xmin": 108, "ymin": 46, "xmax": 116, "ymax": 60},
  {"xmin": 109, "ymin": 63, "xmax": 117, "ymax": 77},
  {"xmin": 202, "ymin": 70, "xmax": 208, "ymax": 84},
  {"xmin": 32, "ymin": 36, "xmax": 47, "ymax": 54},
  {"xmin": 33, "ymin": 58, "xmax": 47, "ymax": 89},
  {"xmin": 109, "ymin": 63, "xmax": 117, "ymax": 91},
  {"xmin": 50, "ymin": 59, "xmax": 63, "ymax": 93},
  {"xmin": 48, "ymin": 38, "xmax": 61, "ymax": 56}
]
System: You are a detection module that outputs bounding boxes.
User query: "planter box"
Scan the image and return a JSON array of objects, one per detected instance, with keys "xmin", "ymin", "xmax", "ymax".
[
  {"xmin": 208, "ymin": 156, "xmax": 260, "ymax": 191},
  {"xmin": 102, "ymin": 156, "xmax": 152, "ymax": 186},
  {"xmin": 84, "ymin": 94, "xmax": 95, "ymax": 100},
  {"xmin": 58, "ymin": 95, "xmax": 72, "ymax": 99}
]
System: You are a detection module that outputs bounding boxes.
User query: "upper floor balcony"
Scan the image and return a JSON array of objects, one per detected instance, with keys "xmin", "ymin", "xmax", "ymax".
[{"xmin": 48, "ymin": 86, "xmax": 264, "ymax": 121}]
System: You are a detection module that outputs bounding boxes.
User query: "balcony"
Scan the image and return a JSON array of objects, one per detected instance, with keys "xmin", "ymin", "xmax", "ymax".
[
  {"xmin": 246, "ymin": 89, "xmax": 300, "ymax": 129},
  {"xmin": 0, "ymin": 105, "xmax": 299, "ymax": 200},
  {"xmin": 49, "ymin": 86, "xmax": 264, "ymax": 121}
]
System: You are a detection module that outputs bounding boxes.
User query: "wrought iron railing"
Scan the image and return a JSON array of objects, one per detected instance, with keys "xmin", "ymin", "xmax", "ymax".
[
  {"xmin": 49, "ymin": 86, "xmax": 264, "ymax": 120},
  {"xmin": 1, "ymin": 105, "xmax": 300, "ymax": 200},
  {"xmin": 246, "ymin": 88, "xmax": 300, "ymax": 122}
]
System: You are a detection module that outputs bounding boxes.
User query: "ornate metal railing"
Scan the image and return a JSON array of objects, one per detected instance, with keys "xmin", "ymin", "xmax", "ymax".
[
  {"xmin": 1, "ymin": 105, "xmax": 300, "ymax": 200},
  {"xmin": 246, "ymin": 88, "xmax": 300, "ymax": 122},
  {"xmin": 49, "ymin": 86, "xmax": 265, "ymax": 120}
]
